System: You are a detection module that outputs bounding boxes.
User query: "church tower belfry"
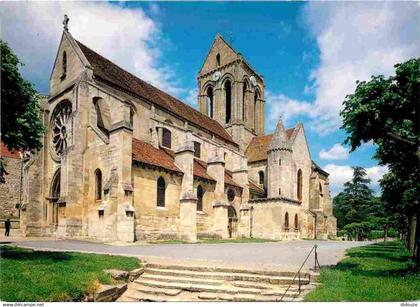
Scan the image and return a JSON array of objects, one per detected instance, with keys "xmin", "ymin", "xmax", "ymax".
[{"xmin": 197, "ymin": 34, "xmax": 265, "ymax": 151}]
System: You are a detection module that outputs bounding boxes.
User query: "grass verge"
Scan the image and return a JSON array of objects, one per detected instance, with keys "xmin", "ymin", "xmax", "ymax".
[
  {"xmin": 0, "ymin": 245, "xmax": 141, "ymax": 302},
  {"xmin": 304, "ymin": 240, "xmax": 420, "ymax": 302}
]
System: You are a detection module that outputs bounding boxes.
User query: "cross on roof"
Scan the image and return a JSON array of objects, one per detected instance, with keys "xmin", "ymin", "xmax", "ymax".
[{"xmin": 63, "ymin": 14, "xmax": 69, "ymax": 31}]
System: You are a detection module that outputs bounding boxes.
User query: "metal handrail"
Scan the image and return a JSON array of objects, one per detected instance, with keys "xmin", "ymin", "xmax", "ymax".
[{"xmin": 280, "ymin": 244, "xmax": 320, "ymax": 301}]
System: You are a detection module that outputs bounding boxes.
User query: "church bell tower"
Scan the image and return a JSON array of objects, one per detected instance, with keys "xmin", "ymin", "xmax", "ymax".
[{"xmin": 197, "ymin": 34, "xmax": 265, "ymax": 151}]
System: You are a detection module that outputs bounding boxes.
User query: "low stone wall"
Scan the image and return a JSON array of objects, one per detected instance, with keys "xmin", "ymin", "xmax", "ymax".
[
  {"xmin": 249, "ymin": 197, "xmax": 303, "ymax": 240},
  {"xmin": 135, "ymin": 215, "xmax": 180, "ymax": 240},
  {"xmin": 0, "ymin": 156, "xmax": 22, "ymax": 219}
]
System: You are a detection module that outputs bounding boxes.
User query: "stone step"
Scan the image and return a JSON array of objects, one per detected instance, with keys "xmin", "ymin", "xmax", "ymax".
[
  {"xmin": 141, "ymin": 273, "xmax": 223, "ymax": 286},
  {"xmin": 144, "ymin": 267, "xmax": 310, "ymax": 285},
  {"xmin": 145, "ymin": 263, "xmax": 299, "ymax": 277},
  {"xmin": 132, "ymin": 283, "xmax": 183, "ymax": 296},
  {"xmin": 197, "ymin": 291, "xmax": 297, "ymax": 302},
  {"xmin": 134, "ymin": 278, "xmax": 300, "ymax": 297},
  {"xmin": 232, "ymin": 280, "xmax": 274, "ymax": 290}
]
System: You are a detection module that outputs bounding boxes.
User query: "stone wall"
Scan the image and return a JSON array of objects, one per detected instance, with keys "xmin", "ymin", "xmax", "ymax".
[
  {"xmin": 249, "ymin": 198, "xmax": 303, "ymax": 240},
  {"xmin": 0, "ymin": 156, "xmax": 21, "ymax": 219}
]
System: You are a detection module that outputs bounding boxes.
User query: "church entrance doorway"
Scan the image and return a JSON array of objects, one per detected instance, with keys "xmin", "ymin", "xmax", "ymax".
[{"xmin": 228, "ymin": 206, "xmax": 237, "ymax": 238}]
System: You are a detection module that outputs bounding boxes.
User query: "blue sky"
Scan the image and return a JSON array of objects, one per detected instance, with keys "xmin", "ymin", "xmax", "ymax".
[{"xmin": 1, "ymin": 1, "xmax": 419, "ymax": 195}]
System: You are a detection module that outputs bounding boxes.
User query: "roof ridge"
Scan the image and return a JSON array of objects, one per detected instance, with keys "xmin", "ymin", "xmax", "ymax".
[{"xmin": 75, "ymin": 39, "xmax": 236, "ymax": 146}]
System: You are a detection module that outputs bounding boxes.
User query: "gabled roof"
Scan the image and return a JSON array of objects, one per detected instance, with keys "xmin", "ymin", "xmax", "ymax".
[
  {"xmin": 75, "ymin": 40, "xmax": 236, "ymax": 146},
  {"xmin": 132, "ymin": 138, "xmax": 181, "ymax": 174},
  {"xmin": 194, "ymin": 159, "xmax": 216, "ymax": 182},
  {"xmin": 312, "ymin": 160, "xmax": 329, "ymax": 177},
  {"xmin": 245, "ymin": 128, "xmax": 295, "ymax": 163},
  {"xmin": 225, "ymin": 170, "xmax": 243, "ymax": 189},
  {"xmin": 199, "ymin": 34, "xmax": 263, "ymax": 81},
  {"xmin": 132, "ymin": 138, "xmax": 241, "ymax": 187},
  {"xmin": 248, "ymin": 179, "xmax": 265, "ymax": 195}
]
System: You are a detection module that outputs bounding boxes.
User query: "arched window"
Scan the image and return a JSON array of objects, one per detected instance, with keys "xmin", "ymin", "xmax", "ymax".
[
  {"xmin": 51, "ymin": 169, "xmax": 61, "ymax": 199},
  {"xmin": 294, "ymin": 214, "xmax": 299, "ymax": 230},
  {"xmin": 62, "ymin": 51, "xmax": 67, "ymax": 78},
  {"xmin": 197, "ymin": 185, "xmax": 204, "ymax": 211},
  {"xmin": 207, "ymin": 87, "xmax": 214, "ymax": 118},
  {"xmin": 258, "ymin": 171, "xmax": 264, "ymax": 185},
  {"xmin": 130, "ymin": 107, "xmax": 135, "ymax": 128},
  {"xmin": 162, "ymin": 128, "xmax": 171, "ymax": 148},
  {"xmin": 216, "ymin": 53, "xmax": 221, "ymax": 66},
  {"xmin": 157, "ymin": 177, "xmax": 166, "ymax": 207},
  {"xmin": 319, "ymin": 182, "xmax": 323, "ymax": 195},
  {"xmin": 194, "ymin": 141, "xmax": 201, "ymax": 158},
  {"xmin": 227, "ymin": 189, "xmax": 235, "ymax": 202},
  {"xmin": 225, "ymin": 80, "xmax": 232, "ymax": 124},
  {"xmin": 285, "ymin": 212, "xmax": 289, "ymax": 231},
  {"xmin": 51, "ymin": 100, "xmax": 72, "ymax": 157},
  {"xmin": 95, "ymin": 169, "xmax": 102, "ymax": 200},
  {"xmin": 242, "ymin": 81, "xmax": 247, "ymax": 121},
  {"xmin": 297, "ymin": 169, "xmax": 303, "ymax": 201},
  {"xmin": 254, "ymin": 91, "xmax": 259, "ymax": 130}
]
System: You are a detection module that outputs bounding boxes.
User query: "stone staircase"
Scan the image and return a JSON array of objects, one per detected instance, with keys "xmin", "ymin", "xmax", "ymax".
[{"xmin": 118, "ymin": 262, "xmax": 318, "ymax": 302}]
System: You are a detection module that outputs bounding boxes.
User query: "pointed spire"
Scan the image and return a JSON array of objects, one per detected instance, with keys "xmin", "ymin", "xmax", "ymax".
[{"xmin": 268, "ymin": 118, "xmax": 291, "ymax": 151}]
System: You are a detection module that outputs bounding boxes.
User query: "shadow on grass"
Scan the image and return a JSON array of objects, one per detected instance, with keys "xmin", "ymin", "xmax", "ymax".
[
  {"xmin": 0, "ymin": 245, "xmax": 72, "ymax": 262},
  {"xmin": 331, "ymin": 242, "xmax": 416, "ymax": 278}
]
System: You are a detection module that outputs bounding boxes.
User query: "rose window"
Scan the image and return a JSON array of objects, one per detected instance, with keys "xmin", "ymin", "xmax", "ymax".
[{"xmin": 51, "ymin": 103, "xmax": 71, "ymax": 157}]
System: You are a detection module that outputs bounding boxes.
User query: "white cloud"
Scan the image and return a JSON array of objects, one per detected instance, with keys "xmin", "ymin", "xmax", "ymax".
[
  {"xmin": 0, "ymin": 2, "xmax": 183, "ymax": 96},
  {"xmin": 265, "ymin": 92, "xmax": 315, "ymax": 132},
  {"xmin": 319, "ymin": 143, "xmax": 349, "ymax": 160},
  {"xmin": 270, "ymin": 2, "xmax": 420, "ymax": 136},
  {"xmin": 184, "ymin": 88, "xmax": 198, "ymax": 108},
  {"xmin": 324, "ymin": 164, "xmax": 388, "ymax": 196}
]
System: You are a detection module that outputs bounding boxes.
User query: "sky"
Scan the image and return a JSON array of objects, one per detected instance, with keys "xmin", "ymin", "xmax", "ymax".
[{"xmin": 1, "ymin": 1, "xmax": 419, "ymax": 196}]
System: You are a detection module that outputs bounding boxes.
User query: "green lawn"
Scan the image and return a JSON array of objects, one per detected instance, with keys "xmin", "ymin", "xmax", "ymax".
[
  {"xmin": 305, "ymin": 240, "xmax": 420, "ymax": 301},
  {"xmin": 0, "ymin": 245, "xmax": 141, "ymax": 302}
]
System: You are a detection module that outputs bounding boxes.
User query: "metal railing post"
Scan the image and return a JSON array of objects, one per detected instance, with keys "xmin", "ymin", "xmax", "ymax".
[
  {"xmin": 298, "ymin": 271, "xmax": 301, "ymax": 293},
  {"xmin": 280, "ymin": 244, "xmax": 320, "ymax": 301}
]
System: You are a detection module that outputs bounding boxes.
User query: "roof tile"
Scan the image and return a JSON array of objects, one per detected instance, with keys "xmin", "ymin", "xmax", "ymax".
[
  {"xmin": 76, "ymin": 40, "xmax": 236, "ymax": 146},
  {"xmin": 245, "ymin": 128, "xmax": 295, "ymax": 163},
  {"xmin": 0, "ymin": 142, "xmax": 21, "ymax": 159}
]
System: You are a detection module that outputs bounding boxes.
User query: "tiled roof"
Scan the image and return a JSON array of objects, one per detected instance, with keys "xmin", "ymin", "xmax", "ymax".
[
  {"xmin": 225, "ymin": 170, "xmax": 242, "ymax": 189},
  {"xmin": 76, "ymin": 40, "xmax": 236, "ymax": 146},
  {"xmin": 0, "ymin": 142, "xmax": 21, "ymax": 159},
  {"xmin": 248, "ymin": 180, "xmax": 266, "ymax": 195},
  {"xmin": 245, "ymin": 128, "xmax": 295, "ymax": 163},
  {"xmin": 194, "ymin": 159, "xmax": 241, "ymax": 188},
  {"xmin": 194, "ymin": 159, "xmax": 216, "ymax": 182},
  {"xmin": 312, "ymin": 160, "xmax": 329, "ymax": 177},
  {"xmin": 133, "ymin": 138, "xmax": 237, "ymax": 185},
  {"xmin": 132, "ymin": 138, "xmax": 182, "ymax": 174}
]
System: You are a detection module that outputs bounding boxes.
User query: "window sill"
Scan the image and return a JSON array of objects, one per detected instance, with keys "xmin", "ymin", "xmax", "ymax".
[{"xmin": 156, "ymin": 206, "xmax": 167, "ymax": 210}]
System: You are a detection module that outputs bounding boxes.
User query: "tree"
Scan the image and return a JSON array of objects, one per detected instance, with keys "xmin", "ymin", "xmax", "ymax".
[
  {"xmin": 333, "ymin": 166, "xmax": 381, "ymax": 240},
  {"xmin": 1, "ymin": 40, "xmax": 44, "ymax": 152},
  {"xmin": 341, "ymin": 58, "xmax": 420, "ymax": 263}
]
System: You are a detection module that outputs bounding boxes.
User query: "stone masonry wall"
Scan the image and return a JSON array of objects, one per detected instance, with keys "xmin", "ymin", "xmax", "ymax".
[{"xmin": 0, "ymin": 156, "xmax": 21, "ymax": 219}]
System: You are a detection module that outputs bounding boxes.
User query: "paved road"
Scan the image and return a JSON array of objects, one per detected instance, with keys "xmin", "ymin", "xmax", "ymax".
[{"xmin": 2, "ymin": 238, "xmax": 371, "ymax": 269}]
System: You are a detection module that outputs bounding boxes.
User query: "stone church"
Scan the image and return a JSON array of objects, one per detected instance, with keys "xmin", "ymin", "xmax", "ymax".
[{"xmin": 16, "ymin": 24, "xmax": 336, "ymax": 242}]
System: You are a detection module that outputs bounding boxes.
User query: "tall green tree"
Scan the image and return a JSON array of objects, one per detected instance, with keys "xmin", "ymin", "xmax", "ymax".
[
  {"xmin": 1, "ymin": 40, "xmax": 44, "ymax": 152},
  {"xmin": 334, "ymin": 167, "xmax": 374, "ymax": 228},
  {"xmin": 341, "ymin": 58, "xmax": 419, "ymax": 262},
  {"xmin": 334, "ymin": 167, "xmax": 393, "ymax": 240}
]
